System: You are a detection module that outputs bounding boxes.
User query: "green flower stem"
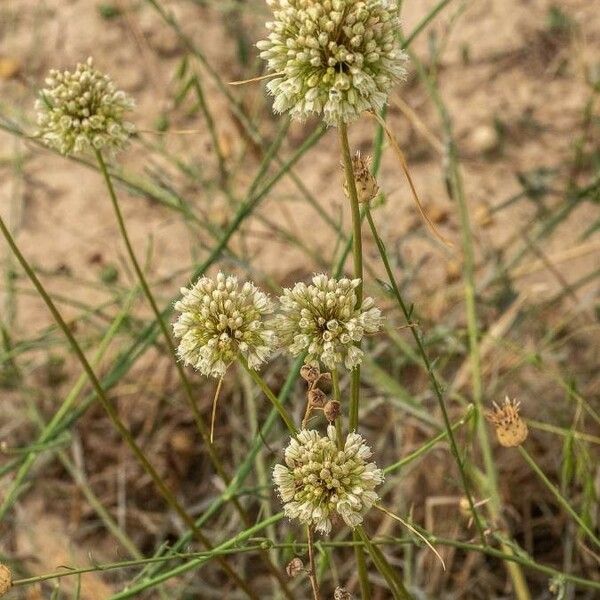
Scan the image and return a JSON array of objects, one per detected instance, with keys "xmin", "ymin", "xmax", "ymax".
[
  {"xmin": 365, "ymin": 205, "xmax": 485, "ymax": 540},
  {"xmin": 338, "ymin": 120, "xmax": 364, "ymax": 432},
  {"xmin": 0, "ymin": 213, "xmax": 258, "ymax": 600},
  {"xmin": 339, "ymin": 118, "xmax": 371, "ymax": 599},
  {"xmin": 12, "ymin": 545, "xmax": 266, "ymax": 588},
  {"xmin": 356, "ymin": 526, "xmax": 414, "ymax": 599},
  {"xmin": 306, "ymin": 526, "xmax": 322, "ymax": 600},
  {"xmin": 353, "ymin": 529, "xmax": 372, "ymax": 600},
  {"xmin": 331, "ymin": 369, "xmax": 344, "ymax": 446},
  {"xmin": 238, "ymin": 355, "xmax": 298, "ymax": 435},
  {"xmin": 518, "ymin": 445, "xmax": 600, "ymax": 548},
  {"xmin": 95, "ymin": 150, "xmax": 292, "ymax": 599}
]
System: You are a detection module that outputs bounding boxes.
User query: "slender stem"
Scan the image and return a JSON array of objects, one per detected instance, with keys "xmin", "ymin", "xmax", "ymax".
[
  {"xmin": 238, "ymin": 355, "xmax": 298, "ymax": 435},
  {"xmin": 338, "ymin": 121, "xmax": 363, "ymax": 431},
  {"xmin": 365, "ymin": 206, "xmax": 486, "ymax": 540},
  {"xmin": 519, "ymin": 446, "xmax": 600, "ymax": 548},
  {"xmin": 353, "ymin": 530, "xmax": 372, "ymax": 600},
  {"xmin": 338, "ymin": 121, "xmax": 372, "ymax": 598},
  {"xmin": 306, "ymin": 526, "xmax": 321, "ymax": 600},
  {"xmin": 0, "ymin": 213, "xmax": 258, "ymax": 600},
  {"xmin": 331, "ymin": 369, "xmax": 344, "ymax": 446}
]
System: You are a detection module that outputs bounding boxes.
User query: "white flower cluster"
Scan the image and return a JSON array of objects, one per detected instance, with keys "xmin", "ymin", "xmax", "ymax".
[
  {"xmin": 274, "ymin": 274, "xmax": 382, "ymax": 370},
  {"xmin": 173, "ymin": 273, "xmax": 276, "ymax": 378},
  {"xmin": 35, "ymin": 57, "xmax": 135, "ymax": 155},
  {"xmin": 274, "ymin": 426, "xmax": 384, "ymax": 534},
  {"xmin": 257, "ymin": 0, "xmax": 408, "ymax": 125}
]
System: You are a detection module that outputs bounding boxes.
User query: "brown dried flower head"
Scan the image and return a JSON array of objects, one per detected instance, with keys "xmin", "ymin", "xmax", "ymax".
[
  {"xmin": 286, "ymin": 556, "xmax": 305, "ymax": 578},
  {"xmin": 343, "ymin": 151, "xmax": 379, "ymax": 203},
  {"xmin": 0, "ymin": 564, "xmax": 12, "ymax": 597},
  {"xmin": 485, "ymin": 396, "xmax": 528, "ymax": 447}
]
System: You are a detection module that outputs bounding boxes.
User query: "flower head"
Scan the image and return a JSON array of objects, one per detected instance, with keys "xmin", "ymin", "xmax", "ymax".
[
  {"xmin": 485, "ymin": 397, "xmax": 528, "ymax": 447},
  {"xmin": 35, "ymin": 57, "xmax": 135, "ymax": 155},
  {"xmin": 274, "ymin": 274, "xmax": 382, "ymax": 370},
  {"xmin": 257, "ymin": 0, "xmax": 408, "ymax": 125},
  {"xmin": 173, "ymin": 273, "xmax": 276, "ymax": 378},
  {"xmin": 274, "ymin": 426, "xmax": 383, "ymax": 534}
]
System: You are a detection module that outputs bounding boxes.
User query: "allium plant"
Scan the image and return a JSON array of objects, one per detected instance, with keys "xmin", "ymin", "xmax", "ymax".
[
  {"xmin": 274, "ymin": 274, "xmax": 382, "ymax": 370},
  {"xmin": 173, "ymin": 273, "xmax": 277, "ymax": 378},
  {"xmin": 35, "ymin": 57, "xmax": 134, "ymax": 155},
  {"xmin": 273, "ymin": 426, "xmax": 384, "ymax": 534},
  {"xmin": 257, "ymin": 0, "xmax": 408, "ymax": 125}
]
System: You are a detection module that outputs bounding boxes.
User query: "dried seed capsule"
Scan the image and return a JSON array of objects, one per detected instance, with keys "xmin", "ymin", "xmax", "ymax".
[
  {"xmin": 485, "ymin": 397, "xmax": 528, "ymax": 447},
  {"xmin": 324, "ymin": 400, "xmax": 341, "ymax": 422},
  {"xmin": 313, "ymin": 372, "xmax": 333, "ymax": 394},
  {"xmin": 286, "ymin": 557, "xmax": 304, "ymax": 578},
  {"xmin": 343, "ymin": 152, "xmax": 379, "ymax": 204},
  {"xmin": 308, "ymin": 388, "xmax": 327, "ymax": 408},
  {"xmin": 334, "ymin": 586, "xmax": 353, "ymax": 599},
  {"xmin": 300, "ymin": 364, "xmax": 320, "ymax": 384}
]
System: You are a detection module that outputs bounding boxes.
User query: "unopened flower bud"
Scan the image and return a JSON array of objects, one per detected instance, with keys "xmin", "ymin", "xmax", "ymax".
[
  {"xmin": 0, "ymin": 565, "xmax": 12, "ymax": 597},
  {"xmin": 308, "ymin": 388, "xmax": 327, "ymax": 408},
  {"xmin": 485, "ymin": 397, "xmax": 528, "ymax": 447},
  {"xmin": 286, "ymin": 557, "xmax": 304, "ymax": 578},
  {"xmin": 300, "ymin": 364, "xmax": 320, "ymax": 384},
  {"xmin": 324, "ymin": 400, "xmax": 341, "ymax": 422}
]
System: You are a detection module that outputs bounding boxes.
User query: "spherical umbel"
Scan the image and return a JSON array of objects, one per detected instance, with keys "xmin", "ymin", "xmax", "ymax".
[
  {"xmin": 35, "ymin": 57, "xmax": 135, "ymax": 155},
  {"xmin": 274, "ymin": 274, "xmax": 383, "ymax": 370},
  {"xmin": 273, "ymin": 426, "xmax": 384, "ymax": 534},
  {"xmin": 257, "ymin": 0, "xmax": 408, "ymax": 125},
  {"xmin": 173, "ymin": 273, "xmax": 277, "ymax": 378}
]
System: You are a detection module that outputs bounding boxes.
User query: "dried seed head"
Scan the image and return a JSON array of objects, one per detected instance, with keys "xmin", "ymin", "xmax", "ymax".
[
  {"xmin": 286, "ymin": 557, "xmax": 305, "ymax": 578},
  {"xmin": 343, "ymin": 152, "xmax": 379, "ymax": 203},
  {"xmin": 0, "ymin": 564, "xmax": 12, "ymax": 597},
  {"xmin": 257, "ymin": 0, "xmax": 408, "ymax": 125},
  {"xmin": 324, "ymin": 400, "xmax": 341, "ymax": 422},
  {"xmin": 300, "ymin": 363, "xmax": 321, "ymax": 384},
  {"xmin": 274, "ymin": 426, "xmax": 384, "ymax": 534},
  {"xmin": 334, "ymin": 587, "xmax": 353, "ymax": 600},
  {"xmin": 313, "ymin": 372, "xmax": 333, "ymax": 394},
  {"xmin": 173, "ymin": 272, "xmax": 276, "ymax": 378},
  {"xmin": 274, "ymin": 274, "xmax": 383, "ymax": 370},
  {"xmin": 485, "ymin": 396, "xmax": 528, "ymax": 447},
  {"xmin": 308, "ymin": 387, "xmax": 327, "ymax": 408},
  {"xmin": 35, "ymin": 57, "xmax": 135, "ymax": 155}
]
